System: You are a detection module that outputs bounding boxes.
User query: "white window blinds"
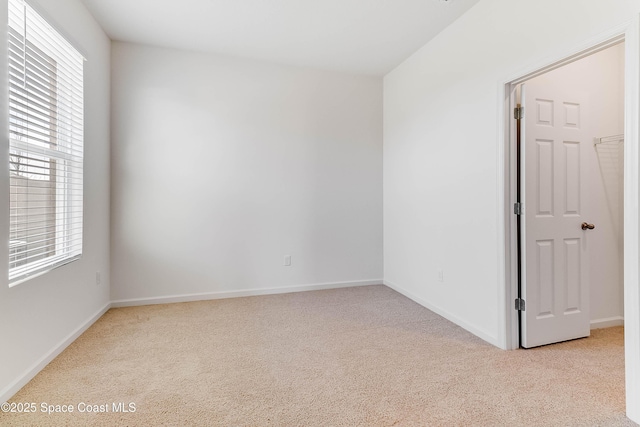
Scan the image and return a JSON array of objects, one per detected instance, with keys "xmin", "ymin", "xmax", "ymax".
[{"xmin": 8, "ymin": 0, "xmax": 84, "ymax": 285}]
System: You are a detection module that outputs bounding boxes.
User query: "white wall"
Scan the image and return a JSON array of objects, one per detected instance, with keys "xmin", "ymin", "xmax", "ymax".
[
  {"xmin": 383, "ymin": 0, "xmax": 638, "ymax": 345},
  {"xmin": 110, "ymin": 42, "xmax": 383, "ymax": 302},
  {"xmin": 0, "ymin": 0, "xmax": 111, "ymax": 401},
  {"xmin": 525, "ymin": 45, "xmax": 625, "ymax": 325}
]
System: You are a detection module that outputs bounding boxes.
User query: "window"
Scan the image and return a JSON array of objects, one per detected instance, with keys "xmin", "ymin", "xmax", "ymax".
[{"xmin": 8, "ymin": 0, "xmax": 84, "ymax": 285}]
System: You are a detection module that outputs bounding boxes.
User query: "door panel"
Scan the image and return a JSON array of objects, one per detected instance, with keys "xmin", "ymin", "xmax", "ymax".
[
  {"xmin": 564, "ymin": 141, "xmax": 580, "ymax": 214},
  {"xmin": 536, "ymin": 139, "xmax": 554, "ymax": 216},
  {"xmin": 535, "ymin": 239, "xmax": 554, "ymax": 319},
  {"xmin": 521, "ymin": 81, "xmax": 591, "ymax": 348}
]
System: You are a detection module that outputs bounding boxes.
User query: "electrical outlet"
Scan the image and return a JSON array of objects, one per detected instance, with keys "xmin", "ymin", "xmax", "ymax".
[
  {"xmin": 437, "ymin": 269, "xmax": 444, "ymax": 282},
  {"xmin": 284, "ymin": 255, "xmax": 292, "ymax": 266},
  {"xmin": 96, "ymin": 271, "xmax": 101, "ymax": 285}
]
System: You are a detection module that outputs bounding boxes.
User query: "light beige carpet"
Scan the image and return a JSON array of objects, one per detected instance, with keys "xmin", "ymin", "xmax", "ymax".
[{"xmin": 1, "ymin": 285, "xmax": 636, "ymax": 426}]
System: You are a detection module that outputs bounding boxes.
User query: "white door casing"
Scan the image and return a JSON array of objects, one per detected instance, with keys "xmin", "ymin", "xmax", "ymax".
[{"xmin": 521, "ymin": 81, "xmax": 592, "ymax": 348}]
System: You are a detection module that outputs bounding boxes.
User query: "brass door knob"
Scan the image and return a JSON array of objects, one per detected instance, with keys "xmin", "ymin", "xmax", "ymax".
[{"xmin": 581, "ymin": 222, "xmax": 595, "ymax": 230}]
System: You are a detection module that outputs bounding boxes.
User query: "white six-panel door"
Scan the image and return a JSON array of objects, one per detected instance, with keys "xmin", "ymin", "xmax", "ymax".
[{"xmin": 521, "ymin": 81, "xmax": 592, "ymax": 348}]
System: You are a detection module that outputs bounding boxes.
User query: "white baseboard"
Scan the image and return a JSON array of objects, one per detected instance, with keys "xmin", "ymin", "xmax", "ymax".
[
  {"xmin": 590, "ymin": 316, "xmax": 624, "ymax": 329},
  {"xmin": 0, "ymin": 302, "xmax": 111, "ymax": 404},
  {"xmin": 111, "ymin": 279, "xmax": 383, "ymax": 308},
  {"xmin": 2, "ymin": 280, "xmax": 383, "ymax": 402},
  {"xmin": 2, "ymin": 280, "xmax": 384, "ymax": 402},
  {"xmin": 383, "ymin": 280, "xmax": 501, "ymax": 348}
]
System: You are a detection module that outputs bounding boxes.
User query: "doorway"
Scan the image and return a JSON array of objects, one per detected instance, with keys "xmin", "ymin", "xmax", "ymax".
[
  {"xmin": 501, "ymin": 22, "xmax": 640, "ymax": 422},
  {"xmin": 515, "ymin": 43, "xmax": 625, "ymax": 348}
]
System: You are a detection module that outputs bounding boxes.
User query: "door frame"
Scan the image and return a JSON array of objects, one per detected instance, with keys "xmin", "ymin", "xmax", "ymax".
[{"xmin": 498, "ymin": 18, "xmax": 640, "ymax": 422}]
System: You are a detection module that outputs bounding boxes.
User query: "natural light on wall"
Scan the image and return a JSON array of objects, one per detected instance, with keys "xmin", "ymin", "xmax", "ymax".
[{"xmin": 8, "ymin": 0, "xmax": 84, "ymax": 286}]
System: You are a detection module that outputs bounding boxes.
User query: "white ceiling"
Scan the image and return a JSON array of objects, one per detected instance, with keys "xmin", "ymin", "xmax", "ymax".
[{"xmin": 80, "ymin": 0, "xmax": 480, "ymax": 76}]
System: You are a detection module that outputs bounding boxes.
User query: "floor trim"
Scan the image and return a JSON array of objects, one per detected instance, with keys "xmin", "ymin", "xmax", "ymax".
[
  {"xmin": 383, "ymin": 280, "xmax": 500, "ymax": 347},
  {"xmin": 0, "ymin": 281, "xmax": 624, "ymax": 406},
  {"xmin": 591, "ymin": 316, "xmax": 625, "ymax": 330},
  {"xmin": 3, "ymin": 280, "xmax": 385, "ymax": 402},
  {"xmin": 111, "ymin": 279, "xmax": 383, "ymax": 308},
  {"xmin": 0, "ymin": 302, "xmax": 111, "ymax": 404}
]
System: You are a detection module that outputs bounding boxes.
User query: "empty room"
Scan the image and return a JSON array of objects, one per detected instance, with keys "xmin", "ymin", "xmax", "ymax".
[{"xmin": 1, "ymin": 0, "xmax": 640, "ymax": 425}]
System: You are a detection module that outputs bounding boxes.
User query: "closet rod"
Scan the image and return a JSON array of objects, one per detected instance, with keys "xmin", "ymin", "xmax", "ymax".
[{"xmin": 594, "ymin": 134, "xmax": 624, "ymax": 145}]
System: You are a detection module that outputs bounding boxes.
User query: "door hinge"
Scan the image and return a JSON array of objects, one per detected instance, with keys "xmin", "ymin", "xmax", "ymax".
[
  {"xmin": 514, "ymin": 106, "xmax": 524, "ymax": 120},
  {"xmin": 514, "ymin": 202, "xmax": 523, "ymax": 215},
  {"xmin": 515, "ymin": 298, "xmax": 526, "ymax": 311}
]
